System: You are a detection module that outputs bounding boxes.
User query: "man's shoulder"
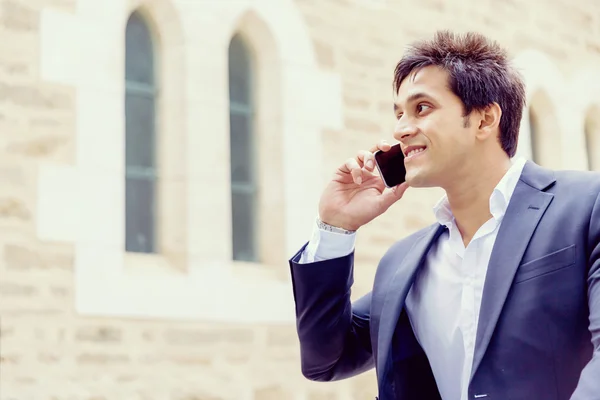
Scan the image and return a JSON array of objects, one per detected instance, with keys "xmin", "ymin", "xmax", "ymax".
[
  {"xmin": 522, "ymin": 161, "xmax": 600, "ymax": 192},
  {"xmin": 554, "ymin": 169, "xmax": 600, "ymax": 186},
  {"xmin": 550, "ymin": 168, "xmax": 600, "ymax": 198},
  {"xmin": 520, "ymin": 165, "xmax": 600, "ymax": 217}
]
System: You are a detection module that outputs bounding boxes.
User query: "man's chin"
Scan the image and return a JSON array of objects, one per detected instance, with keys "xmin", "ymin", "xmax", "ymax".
[{"xmin": 405, "ymin": 172, "xmax": 434, "ymax": 188}]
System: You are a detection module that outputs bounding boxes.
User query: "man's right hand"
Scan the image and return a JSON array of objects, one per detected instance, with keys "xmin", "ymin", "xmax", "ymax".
[{"xmin": 318, "ymin": 140, "xmax": 409, "ymax": 231}]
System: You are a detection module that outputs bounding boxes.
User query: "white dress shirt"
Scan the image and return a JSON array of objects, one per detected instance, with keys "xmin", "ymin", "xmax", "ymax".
[{"xmin": 299, "ymin": 157, "xmax": 527, "ymax": 400}]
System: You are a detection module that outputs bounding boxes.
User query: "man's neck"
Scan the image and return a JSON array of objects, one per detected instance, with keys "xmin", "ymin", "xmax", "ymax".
[{"xmin": 445, "ymin": 158, "xmax": 512, "ymax": 246}]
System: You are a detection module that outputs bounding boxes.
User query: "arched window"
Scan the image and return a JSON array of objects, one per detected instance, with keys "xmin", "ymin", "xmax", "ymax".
[
  {"xmin": 228, "ymin": 34, "xmax": 257, "ymax": 262},
  {"xmin": 528, "ymin": 91, "xmax": 561, "ymax": 169},
  {"xmin": 585, "ymin": 105, "xmax": 600, "ymax": 171},
  {"xmin": 528, "ymin": 108, "xmax": 539, "ymax": 162},
  {"xmin": 124, "ymin": 11, "xmax": 157, "ymax": 254}
]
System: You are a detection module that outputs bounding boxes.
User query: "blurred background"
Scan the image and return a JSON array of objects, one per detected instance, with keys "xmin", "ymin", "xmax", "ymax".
[{"xmin": 0, "ymin": 0, "xmax": 599, "ymax": 399}]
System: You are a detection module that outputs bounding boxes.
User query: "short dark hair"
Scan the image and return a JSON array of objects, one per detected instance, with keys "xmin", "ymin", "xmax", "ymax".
[{"xmin": 393, "ymin": 31, "xmax": 526, "ymax": 158}]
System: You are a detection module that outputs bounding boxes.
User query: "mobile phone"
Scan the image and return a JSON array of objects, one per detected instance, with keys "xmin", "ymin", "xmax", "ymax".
[{"xmin": 374, "ymin": 143, "xmax": 406, "ymax": 188}]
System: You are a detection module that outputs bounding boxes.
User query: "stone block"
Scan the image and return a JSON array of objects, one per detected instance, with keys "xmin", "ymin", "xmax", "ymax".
[
  {"xmin": 253, "ymin": 386, "xmax": 292, "ymax": 400},
  {"xmin": 75, "ymin": 326, "xmax": 122, "ymax": 343},
  {"xmin": 0, "ymin": 325, "xmax": 15, "ymax": 338},
  {"xmin": 37, "ymin": 352, "xmax": 61, "ymax": 364},
  {"xmin": 1, "ymin": 0, "xmax": 39, "ymax": 32},
  {"xmin": 344, "ymin": 116, "xmax": 381, "ymax": 134},
  {"xmin": 41, "ymin": 0, "xmax": 77, "ymax": 11},
  {"xmin": 307, "ymin": 391, "xmax": 338, "ymax": 400},
  {"xmin": 163, "ymin": 328, "xmax": 255, "ymax": 346},
  {"xmin": 313, "ymin": 40, "xmax": 335, "ymax": 69},
  {"xmin": 0, "ymin": 282, "xmax": 38, "ymax": 297},
  {"xmin": 3, "ymin": 243, "xmax": 73, "ymax": 270},
  {"xmin": 0, "ymin": 197, "xmax": 31, "ymax": 221},
  {"xmin": 0, "ymin": 82, "xmax": 73, "ymax": 111},
  {"xmin": 7, "ymin": 132, "xmax": 73, "ymax": 160},
  {"xmin": 0, "ymin": 353, "xmax": 21, "ymax": 365},
  {"xmin": 76, "ymin": 353, "xmax": 130, "ymax": 365},
  {"xmin": 266, "ymin": 326, "xmax": 298, "ymax": 347}
]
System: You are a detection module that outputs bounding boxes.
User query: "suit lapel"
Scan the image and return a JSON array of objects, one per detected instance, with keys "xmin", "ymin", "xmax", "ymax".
[
  {"xmin": 376, "ymin": 224, "xmax": 445, "ymax": 384},
  {"xmin": 470, "ymin": 163, "xmax": 556, "ymax": 380}
]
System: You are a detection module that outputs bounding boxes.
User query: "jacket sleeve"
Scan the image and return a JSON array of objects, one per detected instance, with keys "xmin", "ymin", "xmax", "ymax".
[
  {"xmin": 570, "ymin": 190, "xmax": 600, "ymax": 399},
  {"xmin": 289, "ymin": 244, "xmax": 374, "ymax": 381}
]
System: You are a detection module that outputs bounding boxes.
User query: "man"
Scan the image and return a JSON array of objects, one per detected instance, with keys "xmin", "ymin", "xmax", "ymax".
[{"xmin": 288, "ymin": 31, "xmax": 600, "ymax": 400}]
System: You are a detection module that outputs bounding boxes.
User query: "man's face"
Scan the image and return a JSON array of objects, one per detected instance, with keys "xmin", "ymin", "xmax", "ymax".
[{"xmin": 393, "ymin": 66, "xmax": 476, "ymax": 188}]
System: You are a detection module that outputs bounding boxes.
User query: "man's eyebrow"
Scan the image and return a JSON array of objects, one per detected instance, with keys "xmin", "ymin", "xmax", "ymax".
[{"xmin": 394, "ymin": 92, "xmax": 433, "ymax": 112}]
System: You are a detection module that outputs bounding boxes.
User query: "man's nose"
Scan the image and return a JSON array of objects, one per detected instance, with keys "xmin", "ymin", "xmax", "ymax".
[{"xmin": 393, "ymin": 124, "xmax": 419, "ymax": 142}]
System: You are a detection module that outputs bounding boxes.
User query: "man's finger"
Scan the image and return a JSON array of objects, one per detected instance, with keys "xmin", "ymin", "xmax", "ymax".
[
  {"xmin": 342, "ymin": 158, "xmax": 363, "ymax": 184},
  {"xmin": 357, "ymin": 150, "xmax": 375, "ymax": 171},
  {"xmin": 378, "ymin": 182, "xmax": 409, "ymax": 209},
  {"xmin": 369, "ymin": 139, "xmax": 391, "ymax": 154}
]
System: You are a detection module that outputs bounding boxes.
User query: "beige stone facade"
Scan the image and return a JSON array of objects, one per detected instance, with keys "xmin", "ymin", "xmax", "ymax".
[{"xmin": 1, "ymin": 0, "xmax": 600, "ymax": 399}]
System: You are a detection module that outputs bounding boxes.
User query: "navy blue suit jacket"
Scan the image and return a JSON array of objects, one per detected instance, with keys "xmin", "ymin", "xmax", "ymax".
[{"xmin": 289, "ymin": 162, "xmax": 600, "ymax": 400}]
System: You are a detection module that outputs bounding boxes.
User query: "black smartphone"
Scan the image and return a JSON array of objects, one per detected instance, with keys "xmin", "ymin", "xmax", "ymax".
[{"xmin": 374, "ymin": 143, "xmax": 406, "ymax": 188}]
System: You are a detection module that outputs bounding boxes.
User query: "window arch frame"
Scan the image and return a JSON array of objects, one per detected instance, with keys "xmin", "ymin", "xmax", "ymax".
[{"xmin": 526, "ymin": 90, "xmax": 562, "ymax": 170}]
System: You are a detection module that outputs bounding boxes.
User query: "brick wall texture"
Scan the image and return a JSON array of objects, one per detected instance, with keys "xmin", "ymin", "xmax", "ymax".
[{"xmin": 1, "ymin": 0, "xmax": 600, "ymax": 399}]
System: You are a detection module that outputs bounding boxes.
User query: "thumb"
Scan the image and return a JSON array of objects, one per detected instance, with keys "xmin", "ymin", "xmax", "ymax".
[{"xmin": 378, "ymin": 182, "xmax": 409, "ymax": 210}]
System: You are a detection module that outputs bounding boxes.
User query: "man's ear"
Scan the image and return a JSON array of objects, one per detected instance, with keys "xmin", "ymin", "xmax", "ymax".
[{"xmin": 476, "ymin": 102, "xmax": 502, "ymax": 140}]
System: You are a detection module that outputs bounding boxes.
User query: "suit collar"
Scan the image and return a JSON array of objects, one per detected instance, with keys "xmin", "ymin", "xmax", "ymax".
[{"xmin": 519, "ymin": 159, "xmax": 556, "ymax": 191}]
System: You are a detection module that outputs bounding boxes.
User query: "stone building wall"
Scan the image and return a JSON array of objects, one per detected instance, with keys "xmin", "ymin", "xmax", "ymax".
[{"xmin": 1, "ymin": 0, "xmax": 599, "ymax": 399}]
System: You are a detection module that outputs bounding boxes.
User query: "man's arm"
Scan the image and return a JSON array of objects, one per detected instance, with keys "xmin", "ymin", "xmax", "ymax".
[
  {"xmin": 289, "ymin": 220, "xmax": 374, "ymax": 381},
  {"xmin": 570, "ymin": 190, "xmax": 600, "ymax": 399}
]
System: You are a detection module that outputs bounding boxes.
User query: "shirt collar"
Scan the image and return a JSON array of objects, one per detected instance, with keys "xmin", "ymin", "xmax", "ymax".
[{"xmin": 433, "ymin": 156, "xmax": 528, "ymax": 228}]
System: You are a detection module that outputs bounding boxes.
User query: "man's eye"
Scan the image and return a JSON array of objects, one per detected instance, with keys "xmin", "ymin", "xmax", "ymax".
[{"xmin": 417, "ymin": 104, "xmax": 431, "ymax": 113}]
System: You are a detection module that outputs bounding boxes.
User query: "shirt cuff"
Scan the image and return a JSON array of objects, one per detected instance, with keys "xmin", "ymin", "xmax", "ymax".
[{"xmin": 298, "ymin": 219, "xmax": 357, "ymax": 263}]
